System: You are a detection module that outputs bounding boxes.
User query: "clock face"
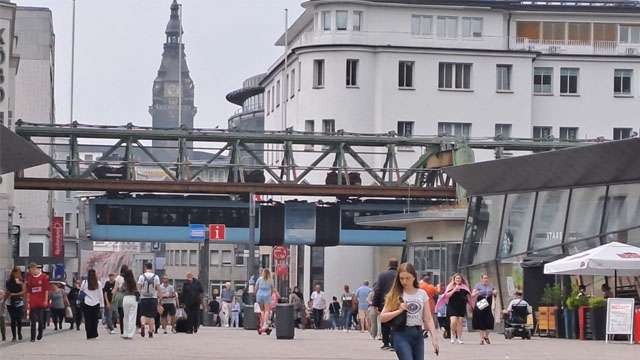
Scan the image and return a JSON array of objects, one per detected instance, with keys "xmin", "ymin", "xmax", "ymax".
[{"xmin": 164, "ymin": 83, "xmax": 180, "ymax": 97}]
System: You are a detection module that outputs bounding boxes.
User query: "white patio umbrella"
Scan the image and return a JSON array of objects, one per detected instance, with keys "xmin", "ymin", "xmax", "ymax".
[{"xmin": 544, "ymin": 242, "xmax": 640, "ymax": 296}]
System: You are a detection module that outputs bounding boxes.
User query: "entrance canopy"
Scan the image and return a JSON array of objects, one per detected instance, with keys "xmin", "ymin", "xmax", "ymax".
[
  {"xmin": 0, "ymin": 125, "xmax": 51, "ymax": 175},
  {"xmin": 544, "ymin": 242, "xmax": 640, "ymax": 276}
]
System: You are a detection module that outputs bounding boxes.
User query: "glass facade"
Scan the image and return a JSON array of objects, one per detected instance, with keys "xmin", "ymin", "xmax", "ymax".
[{"xmin": 460, "ymin": 184, "xmax": 640, "ymax": 311}]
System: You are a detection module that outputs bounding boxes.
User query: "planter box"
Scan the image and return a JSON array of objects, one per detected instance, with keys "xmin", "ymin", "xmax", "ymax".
[
  {"xmin": 590, "ymin": 307, "xmax": 606, "ymax": 340},
  {"xmin": 563, "ymin": 308, "xmax": 577, "ymax": 339}
]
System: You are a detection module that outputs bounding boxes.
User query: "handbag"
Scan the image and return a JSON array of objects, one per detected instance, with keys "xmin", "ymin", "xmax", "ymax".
[
  {"xmin": 253, "ymin": 302, "xmax": 261, "ymax": 313},
  {"xmin": 477, "ymin": 298, "xmax": 490, "ymax": 311},
  {"xmin": 64, "ymin": 306, "xmax": 73, "ymax": 320},
  {"xmin": 384, "ymin": 297, "xmax": 406, "ymax": 331},
  {"xmin": 176, "ymin": 308, "xmax": 187, "ymax": 320}
]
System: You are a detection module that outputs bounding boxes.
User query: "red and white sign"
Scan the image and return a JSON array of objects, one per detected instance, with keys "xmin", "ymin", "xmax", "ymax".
[
  {"xmin": 273, "ymin": 246, "xmax": 288, "ymax": 261},
  {"xmin": 51, "ymin": 216, "xmax": 64, "ymax": 257},
  {"xmin": 276, "ymin": 264, "xmax": 289, "ymax": 279},
  {"xmin": 209, "ymin": 224, "xmax": 226, "ymax": 241}
]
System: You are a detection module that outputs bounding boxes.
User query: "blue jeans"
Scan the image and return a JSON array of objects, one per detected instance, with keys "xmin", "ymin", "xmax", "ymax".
[
  {"xmin": 330, "ymin": 314, "xmax": 339, "ymax": 329},
  {"xmin": 104, "ymin": 306, "xmax": 114, "ymax": 331},
  {"xmin": 341, "ymin": 308, "xmax": 352, "ymax": 329},
  {"xmin": 393, "ymin": 326, "xmax": 424, "ymax": 360}
]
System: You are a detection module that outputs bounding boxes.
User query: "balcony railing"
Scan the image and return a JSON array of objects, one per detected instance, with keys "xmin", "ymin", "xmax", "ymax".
[{"xmin": 513, "ymin": 37, "xmax": 639, "ymax": 55}]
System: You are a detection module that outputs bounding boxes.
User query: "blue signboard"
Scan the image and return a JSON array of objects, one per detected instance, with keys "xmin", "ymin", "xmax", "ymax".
[{"xmin": 189, "ymin": 224, "xmax": 206, "ymax": 241}]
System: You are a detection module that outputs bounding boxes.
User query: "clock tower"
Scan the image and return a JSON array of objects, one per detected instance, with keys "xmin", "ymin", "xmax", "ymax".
[{"xmin": 149, "ymin": 0, "xmax": 196, "ymax": 161}]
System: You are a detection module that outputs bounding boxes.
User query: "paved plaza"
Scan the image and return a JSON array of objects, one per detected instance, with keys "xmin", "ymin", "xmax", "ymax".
[{"xmin": 1, "ymin": 327, "xmax": 638, "ymax": 360}]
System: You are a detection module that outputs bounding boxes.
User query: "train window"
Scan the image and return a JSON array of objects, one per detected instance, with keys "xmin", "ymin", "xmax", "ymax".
[{"xmin": 341, "ymin": 209, "xmax": 404, "ymax": 231}]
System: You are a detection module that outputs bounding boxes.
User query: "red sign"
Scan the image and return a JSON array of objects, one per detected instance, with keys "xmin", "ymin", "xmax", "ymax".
[
  {"xmin": 276, "ymin": 264, "xmax": 289, "ymax": 278},
  {"xmin": 209, "ymin": 224, "xmax": 226, "ymax": 241},
  {"xmin": 273, "ymin": 246, "xmax": 288, "ymax": 260},
  {"xmin": 51, "ymin": 216, "xmax": 64, "ymax": 257}
]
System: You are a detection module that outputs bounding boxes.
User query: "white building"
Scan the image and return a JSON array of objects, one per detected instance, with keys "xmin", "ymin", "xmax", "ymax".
[{"xmin": 258, "ymin": 0, "xmax": 640, "ymax": 296}]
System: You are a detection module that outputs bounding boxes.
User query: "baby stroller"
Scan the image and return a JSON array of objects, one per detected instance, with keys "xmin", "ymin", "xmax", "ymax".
[{"xmin": 504, "ymin": 302, "xmax": 532, "ymax": 340}]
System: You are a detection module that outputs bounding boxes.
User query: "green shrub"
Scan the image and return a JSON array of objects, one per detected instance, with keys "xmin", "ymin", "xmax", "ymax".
[
  {"xmin": 540, "ymin": 284, "xmax": 563, "ymax": 306},
  {"xmin": 589, "ymin": 296, "xmax": 606, "ymax": 309}
]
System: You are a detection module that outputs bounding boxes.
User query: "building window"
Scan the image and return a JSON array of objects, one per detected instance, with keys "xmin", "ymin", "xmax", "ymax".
[
  {"xmin": 174, "ymin": 251, "xmax": 180, "ymax": 266},
  {"xmin": 438, "ymin": 63, "xmax": 471, "ymax": 90},
  {"xmin": 336, "ymin": 10, "xmax": 348, "ymax": 31},
  {"xmin": 411, "ymin": 15, "xmax": 433, "ymax": 36},
  {"xmin": 353, "ymin": 11, "xmax": 362, "ymax": 31},
  {"xmin": 271, "ymin": 86, "xmax": 275, "ymax": 111},
  {"xmin": 222, "ymin": 250, "xmax": 232, "ymax": 266},
  {"xmin": 322, "ymin": 11, "xmax": 331, "ymax": 31},
  {"xmin": 346, "ymin": 59, "xmax": 358, "ymax": 87},
  {"xmin": 276, "ymin": 80, "xmax": 281, "ymax": 106},
  {"xmin": 266, "ymin": 90, "xmax": 271, "ymax": 114},
  {"xmin": 305, "ymin": 120, "xmax": 315, "ymax": 151},
  {"xmin": 533, "ymin": 67, "xmax": 553, "ymax": 94},
  {"xmin": 613, "ymin": 128, "xmax": 632, "ymax": 140},
  {"xmin": 462, "ymin": 17, "xmax": 482, "ymax": 38},
  {"xmin": 313, "ymin": 60, "xmax": 325, "ymax": 88},
  {"xmin": 322, "ymin": 119, "xmax": 335, "ymax": 134},
  {"xmin": 397, "ymin": 121, "xmax": 414, "ymax": 137},
  {"xmin": 438, "ymin": 122, "xmax": 471, "ymax": 137},
  {"xmin": 65, "ymin": 190, "xmax": 71, "ymax": 200},
  {"xmin": 64, "ymin": 213, "xmax": 72, "ymax": 236},
  {"xmin": 181, "ymin": 250, "xmax": 188, "ymax": 266},
  {"xmin": 291, "ymin": 69, "xmax": 296, "ymax": 98},
  {"xmin": 84, "ymin": 154, "xmax": 93, "ymax": 161},
  {"xmin": 436, "ymin": 16, "xmax": 458, "ymax": 38},
  {"xmin": 619, "ymin": 25, "xmax": 640, "ymax": 44},
  {"xmin": 398, "ymin": 61, "xmax": 414, "ymax": 88},
  {"xmin": 542, "ymin": 22, "xmax": 566, "ymax": 41},
  {"xmin": 235, "ymin": 251, "xmax": 245, "ymax": 266},
  {"xmin": 560, "ymin": 127, "xmax": 578, "ymax": 140},
  {"xmin": 614, "ymin": 69, "xmax": 632, "ymax": 95},
  {"xmin": 560, "ymin": 68, "xmax": 579, "ymax": 95},
  {"xmin": 210, "ymin": 250, "xmax": 220, "ymax": 266},
  {"xmin": 298, "ymin": 62, "xmax": 302, "ymax": 91},
  {"xmin": 189, "ymin": 250, "xmax": 198, "ymax": 266},
  {"xmin": 533, "ymin": 126, "xmax": 552, "ymax": 139},
  {"xmin": 496, "ymin": 65, "xmax": 512, "ymax": 91},
  {"xmin": 167, "ymin": 251, "xmax": 172, "ymax": 266},
  {"xmin": 495, "ymin": 124, "xmax": 512, "ymax": 138}
]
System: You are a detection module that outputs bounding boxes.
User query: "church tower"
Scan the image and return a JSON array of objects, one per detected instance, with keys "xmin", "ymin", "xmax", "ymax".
[{"xmin": 149, "ymin": 0, "xmax": 196, "ymax": 161}]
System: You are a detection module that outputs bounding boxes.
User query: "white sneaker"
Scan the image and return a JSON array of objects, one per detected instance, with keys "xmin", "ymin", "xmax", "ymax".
[
  {"xmin": 109, "ymin": 330, "xmax": 116, "ymax": 335},
  {"xmin": 450, "ymin": 338, "xmax": 455, "ymax": 344},
  {"xmin": 457, "ymin": 339, "xmax": 464, "ymax": 344}
]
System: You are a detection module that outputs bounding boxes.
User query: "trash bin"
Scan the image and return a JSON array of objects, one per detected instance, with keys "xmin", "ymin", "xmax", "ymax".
[
  {"xmin": 243, "ymin": 304, "xmax": 258, "ymax": 330},
  {"xmin": 275, "ymin": 303, "xmax": 295, "ymax": 340}
]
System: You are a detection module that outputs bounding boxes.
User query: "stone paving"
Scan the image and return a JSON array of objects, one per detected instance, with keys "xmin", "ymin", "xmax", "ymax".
[{"xmin": 1, "ymin": 326, "xmax": 638, "ymax": 360}]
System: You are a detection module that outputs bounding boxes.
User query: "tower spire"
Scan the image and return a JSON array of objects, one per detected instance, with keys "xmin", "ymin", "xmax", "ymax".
[{"xmin": 166, "ymin": 0, "xmax": 182, "ymax": 43}]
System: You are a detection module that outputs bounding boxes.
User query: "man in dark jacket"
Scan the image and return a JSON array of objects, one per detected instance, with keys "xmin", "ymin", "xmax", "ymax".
[
  {"xmin": 181, "ymin": 272, "xmax": 204, "ymax": 334},
  {"xmin": 372, "ymin": 258, "xmax": 398, "ymax": 350}
]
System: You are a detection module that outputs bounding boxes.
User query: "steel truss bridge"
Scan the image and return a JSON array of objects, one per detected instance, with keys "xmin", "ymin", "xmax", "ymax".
[{"xmin": 14, "ymin": 121, "xmax": 597, "ymax": 199}]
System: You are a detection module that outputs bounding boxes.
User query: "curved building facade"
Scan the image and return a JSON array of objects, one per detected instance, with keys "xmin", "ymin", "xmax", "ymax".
[{"xmin": 226, "ymin": 73, "xmax": 266, "ymax": 166}]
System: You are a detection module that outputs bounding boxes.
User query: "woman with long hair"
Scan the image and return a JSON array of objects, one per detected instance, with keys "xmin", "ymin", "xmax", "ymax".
[
  {"xmin": 436, "ymin": 273, "xmax": 473, "ymax": 344},
  {"xmin": 255, "ymin": 268, "xmax": 274, "ymax": 335},
  {"xmin": 80, "ymin": 269, "xmax": 104, "ymax": 339},
  {"xmin": 49, "ymin": 283, "xmax": 68, "ymax": 331},
  {"xmin": 120, "ymin": 269, "xmax": 139, "ymax": 339},
  {"xmin": 380, "ymin": 263, "xmax": 439, "ymax": 360},
  {"xmin": 5, "ymin": 267, "xmax": 25, "ymax": 341}
]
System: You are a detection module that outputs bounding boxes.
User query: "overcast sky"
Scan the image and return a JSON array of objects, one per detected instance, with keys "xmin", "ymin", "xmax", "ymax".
[{"xmin": 16, "ymin": 0, "xmax": 304, "ymax": 129}]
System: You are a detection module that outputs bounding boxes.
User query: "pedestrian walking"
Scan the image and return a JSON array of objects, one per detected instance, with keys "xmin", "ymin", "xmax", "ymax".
[
  {"xmin": 80, "ymin": 269, "xmax": 105, "ymax": 340},
  {"xmin": 5, "ymin": 266, "xmax": 25, "ymax": 341},
  {"xmin": 373, "ymin": 258, "xmax": 398, "ymax": 350},
  {"xmin": 67, "ymin": 279, "xmax": 82, "ymax": 330},
  {"xmin": 49, "ymin": 283, "xmax": 68, "ymax": 331},
  {"xmin": 26, "ymin": 262, "xmax": 49, "ymax": 342},
  {"xmin": 329, "ymin": 296, "xmax": 341, "ymax": 329},
  {"xmin": 310, "ymin": 284, "xmax": 327, "ymax": 330},
  {"xmin": 112, "ymin": 265, "xmax": 128, "ymax": 335},
  {"xmin": 0, "ymin": 289, "xmax": 7, "ymax": 341},
  {"xmin": 231, "ymin": 299, "xmax": 240, "ymax": 328},
  {"xmin": 471, "ymin": 274, "xmax": 497, "ymax": 345},
  {"xmin": 418, "ymin": 275, "xmax": 439, "ymax": 330},
  {"xmin": 102, "ymin": 273, "xmax": 116, "ymax": 334},
  {"xmin": 380, "ymin": 262, "xmax": 439, "ymax": 360},
  {"xmin": 340, "ymin": 285, "xmax": 354, "ymax": 331},
  {"xmin": 436, "ymin": 273, "xmax": 473, "ymax": 344},
  {"xmin": 137, "ymin": 262, "xmax": 160, "ymax": 338},
  {"xmin": 367, "ymin": 286, "xmax": 379, "ymax": 340},
  {"xmin": 120, "ymin": 269, "xmax": 138, "ymax": 340},
  {"xmin": 159, "ymin": 275, "xmax": 179, "ymax": 334},
  {"xmin": 435, "ymin": 285, "xmax": 450, "ymax": 339},
  {"xmin": 208, "ymin": 295, "xmax": 221, "ymax": 327},
  {"xmin": 355, "ymin": 281, "xmax": 372, "ymax": 332},
  {"xmin": 255, "ymin": 268, "xmax": 274, "ymax": 335},
  {"xmin": 289, "ymin": 286, "xmax": 305, "ymax": 328},
  {"xmin": 220, "ymin": 282, "xmax": 234, "ymax": 327},
  {"xmin": 181, "ymin": 272, "xmax": 203, "ymax": 334}
]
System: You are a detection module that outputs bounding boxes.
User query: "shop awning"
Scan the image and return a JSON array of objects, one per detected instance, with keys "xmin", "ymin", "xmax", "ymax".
[
  {"xmin": 445, "ymin": 138, "xmax": 640, "ymax": 195},
  {"xmin": 0, "ymin": 125, "xmax": 52, "ymax": 175}
]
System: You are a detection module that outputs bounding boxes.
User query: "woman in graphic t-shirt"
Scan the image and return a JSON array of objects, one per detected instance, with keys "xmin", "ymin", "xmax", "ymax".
[{"xmin": 380, "ymin": 263, "xmax": 439, "ymax": 360}]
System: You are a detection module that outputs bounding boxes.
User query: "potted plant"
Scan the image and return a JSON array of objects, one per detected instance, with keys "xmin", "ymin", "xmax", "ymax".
[
  {"xmin": 588, "ymin": 297, "xmax": 606, "ymax": 340},
  {"xmin": 564, "ymin": 286, "xmax": 588, "ymax": 339},
  {"xmin": 539, "ymin": 284, "xmax": 564, "ymax": 337}
]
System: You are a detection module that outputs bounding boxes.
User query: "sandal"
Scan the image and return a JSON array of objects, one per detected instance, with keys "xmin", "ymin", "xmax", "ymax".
[{"xmin": 485, "ymin": 336, "xmax": 491, "ymax": 344}]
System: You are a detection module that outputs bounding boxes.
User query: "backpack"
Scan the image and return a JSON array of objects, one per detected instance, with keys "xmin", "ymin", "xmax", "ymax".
[{"xmin": 141, "ymin": 273, "xmax": 157, "ymax": 297}]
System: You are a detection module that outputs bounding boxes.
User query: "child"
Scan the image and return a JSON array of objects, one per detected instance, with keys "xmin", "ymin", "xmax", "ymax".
[
  {"xmin": 328, "ymin": 296, "xmax": 341, "ymax": 330},
  {"xmin": 231, "ymin": 300, "xmax": 240, "ymax": 328},
  {"xmin": 0, "ymin": 289, "xmax": 7, "ymax": 341}
]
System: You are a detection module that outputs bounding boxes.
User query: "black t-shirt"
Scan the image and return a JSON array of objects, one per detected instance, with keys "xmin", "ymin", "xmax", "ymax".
[
  {"xmin": 5, "ymin": 278, "xmax": 24, "ymax": 305},
  {"xmin": 103, "ymin": 281, "xmax": 115, "ymax": 302}
]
